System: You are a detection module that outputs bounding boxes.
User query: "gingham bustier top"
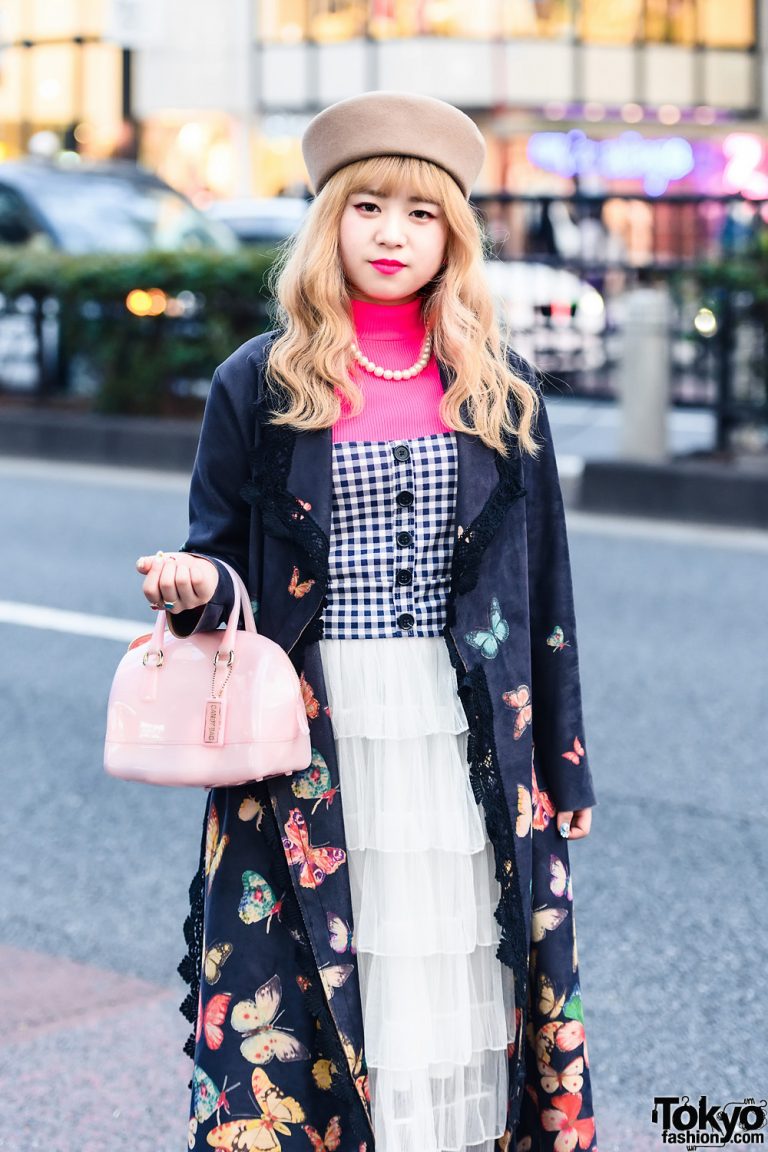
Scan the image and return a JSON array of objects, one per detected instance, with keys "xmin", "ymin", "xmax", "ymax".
[{"xmin": 319, "ymin": 432, "xmax": 459, "ymax": 639}]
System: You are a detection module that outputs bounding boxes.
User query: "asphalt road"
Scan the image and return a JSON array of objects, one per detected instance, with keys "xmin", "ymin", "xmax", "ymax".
[{"xmin": 0, "ymin": 451, "xmax": 766, "ymax": 1152}]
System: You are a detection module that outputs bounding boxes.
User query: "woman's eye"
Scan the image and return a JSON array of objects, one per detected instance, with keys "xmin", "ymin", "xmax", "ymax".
[{"xmin": 353, "ymin": 202, "xmax": 434, "ymax": 219}]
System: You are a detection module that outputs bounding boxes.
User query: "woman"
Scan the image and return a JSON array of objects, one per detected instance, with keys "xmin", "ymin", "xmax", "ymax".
[{"xmin": 136, "ymin": 91, "xmax": 598, "ymax": 1152}]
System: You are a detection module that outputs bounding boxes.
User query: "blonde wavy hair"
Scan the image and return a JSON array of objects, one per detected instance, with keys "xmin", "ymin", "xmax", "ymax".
[{"xmin": 263, "ymin": 154, "xmax": 541, "ymax": 458}]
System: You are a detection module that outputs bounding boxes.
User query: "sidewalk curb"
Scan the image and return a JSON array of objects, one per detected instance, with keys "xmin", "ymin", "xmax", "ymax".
[
  {"xmin": 0, "ymin": 407, "xmax": 200, "ymax": 471},
  {"xmin": 580, "ymin": 457, "xmax": 768, "ymax": 529}
]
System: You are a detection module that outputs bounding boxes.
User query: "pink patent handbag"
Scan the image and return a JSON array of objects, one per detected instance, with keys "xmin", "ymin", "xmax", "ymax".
[{"xmin": 103, "ymin": 557, "xmax": 311, "ymax": 787}]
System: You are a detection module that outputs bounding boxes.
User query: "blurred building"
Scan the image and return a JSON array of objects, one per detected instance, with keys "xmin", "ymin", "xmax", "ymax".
[{"xmin": 1, "ymin": 1, "xmax": 766, "ymax": 205}]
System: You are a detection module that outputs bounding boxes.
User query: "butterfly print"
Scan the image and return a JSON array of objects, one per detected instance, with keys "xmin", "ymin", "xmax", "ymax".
[
  {"xmin": 238, "ymin": 795, "xmax": 265, "ymax": 829},
  {"xmin": 538, "ymin": 1056, "xmax": 584, "ymax": 1096},
  {"xmin": 319, "ymin": 963, "xmax": 353, "ymax": 1000},
  {"xmin": 550, "ymin": 855, "xmax": 573, "ymax": 901},
  {"xmin": 502, "ymin": 683, "xmax": 532, "ymax": 739},
  {"xmin": 196, "ymin": 990, "xmax": 232, "ymax": 1050},
  {"xmin": 557, "ymin": 1019, "xmax": 586, "ymax": 1053},
  {"xmin": 300, "ymin": 673, "xmax": 320, "ymax": 720},
  {"xmin": 532, "ymin": 762, "xmax": 556, "ymax": 831},
  {"xmin": 464, "ymin": 595, "xmax": 509, "ymax": 659},
  {"xmin": 290, "ymin": 496, "xmax": 313, "ymax": 522},
  {"xmin": 206, "ymin": 1067, "xmax": 305, "ymax": 1151},
  {"xmin": 327, "ymin": 912, "xmax": 356, "ymax": 955},
  {"xmin": 288, "ymin": 565, "xmax": 315, "ymax": 598},
  {"xmin": 536, "ymin": 1021, "xmax": 563, "ymax": 1066},
  {"xmin": 303, "ymin": 1116, "xmax": 342, "ymax": 1151},
  {"xmin": 238, "ymin": 870, "xmax": 284, "ymax": 931},
  {"xmin": 547, "ymin": 625, "xmax": 571, "ymax": 653},
  {"xmin": 562, "ymin": 736, "xmax": 585, "ymax": 765},
  {"xmin": 516, "ymin": 764, "xmax": 556, "ymax": 837},
  {"xmin": 205, "ymin": 803, "xmax": 229, "ymax": 893},
  {"xmin": 311, "ymin": 1057, "xmax": 334, "ymax": 1091},
  {"xmin": 191, "ymin": 1065, "xmax": 240, "ymax": 1126},
  {"xmin": 339, "ymin": 1032, "xmax": 370, "ymax": 1107},
  {"xmin": 291, "ymin": 750, "xmax": 340, "ymax": 814},
  {"xmin": 203, "ymin": 940, "xmax": 233, "ymax": 985},
  {"xmin": 532, "ymin": 906, "xmax": 569, "ymax": 942},
  {"xmin": 538, "ymin": 973, "xmax": 565, "ymax": 1020},
  {"xmin": 281, "ymin": 809, "xmax": 346, "ymax": 889},
  {"xmin": 516, "ymin": 785, "xmax": 533, "ymax": 838},
  {"xmin": 564, "ymin": 985, "xmax": 583, "ymax": 1024},
  {"xmin": 541, "ymin": 1091, "xmax": 595, "ymax": 1152},
  {"xmin": 231, "ymin": 974, "xmax": 311, "ymax": 1066}
]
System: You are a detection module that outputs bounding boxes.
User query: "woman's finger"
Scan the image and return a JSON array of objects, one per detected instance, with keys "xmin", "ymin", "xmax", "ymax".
[
  {"xmin": 158, "ymin": 555, "xmax": 181, "ymax": 609},
  {"xmin": 139, "ymin": 551, "xmax": 173, "ymax": 609},
  {"xmin": 556, "ymin": 810, "xmax": 573, "ymax": 839},
  {"xmin": 565, "ymin": 808, "xmax": 593, "ymax": 841}
]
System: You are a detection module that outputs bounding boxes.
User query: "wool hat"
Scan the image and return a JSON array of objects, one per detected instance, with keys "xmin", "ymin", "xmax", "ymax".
[{"xmin": 301, "ymin": 90, "xmax": 486, "ymax": 200}]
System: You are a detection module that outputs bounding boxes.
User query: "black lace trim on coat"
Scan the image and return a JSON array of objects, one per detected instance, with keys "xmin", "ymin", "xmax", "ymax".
[
  {"xmin": 449, "ymin": 445, "xmax": 527, "ymax": 599},
  {"xmin": 239, "ymin": 417, "xmax": 330, "ymax": 584},
  {"xmin": 260, "ymin": 794, "xmax": 374, "ymax": 1149},
  {"xmin": 177, "ymin": 806, "xmax": 208, "ymax": 1061},
  {"xmin": 442, "ymin": 628, "xmax": 529, "ymax": 1131}
]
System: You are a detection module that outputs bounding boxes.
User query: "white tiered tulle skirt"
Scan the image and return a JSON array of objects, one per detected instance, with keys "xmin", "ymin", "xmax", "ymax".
[{"xmin": 317, "ymin": 636, "xmax": 516, "ymax": 1152}]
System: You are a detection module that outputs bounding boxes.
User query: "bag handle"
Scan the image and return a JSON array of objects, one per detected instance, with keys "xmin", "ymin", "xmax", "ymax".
[{"xmin": 143, "ymin": 554, "xmax": 256, "ymax": 667}]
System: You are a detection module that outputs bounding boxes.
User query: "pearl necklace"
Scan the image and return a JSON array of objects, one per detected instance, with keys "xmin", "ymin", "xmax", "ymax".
[{"xmin": 349, "ymin": 330, "xmax": 433, "ymax": 380}]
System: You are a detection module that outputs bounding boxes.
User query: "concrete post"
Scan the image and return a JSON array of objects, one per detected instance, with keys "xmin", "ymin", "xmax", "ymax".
[{"xmin": 618, "ymin": 285, "xmax": 672, "ymax": 463}]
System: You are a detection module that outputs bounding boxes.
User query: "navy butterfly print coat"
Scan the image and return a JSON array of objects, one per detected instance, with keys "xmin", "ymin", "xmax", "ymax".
[{"xmin": 171, "ymin": 330, "xmax": 599, "ymax": 1152}]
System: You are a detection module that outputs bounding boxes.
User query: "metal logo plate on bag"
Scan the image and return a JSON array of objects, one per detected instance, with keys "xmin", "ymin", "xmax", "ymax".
[{"xmin": 204, "ymin": 698, "xmax": 226, "ymax": 745}]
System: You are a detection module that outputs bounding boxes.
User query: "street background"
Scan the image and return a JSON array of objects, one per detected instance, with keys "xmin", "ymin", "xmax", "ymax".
[
  {"xmin": 1, "ymin": 399, "xmax": 766, "ymax": 1149},
  {"xmin": 2, "ymin": 0, "xmax": 768, "ymax": 1149}
]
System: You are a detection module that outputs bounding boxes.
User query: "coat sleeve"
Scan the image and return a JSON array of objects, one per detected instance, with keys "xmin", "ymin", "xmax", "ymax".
[
  {"xmin": 514, "ymin": 355, "xmax": 597, "ymax": 813},
  {"xmin": 165, "ymin": 355, "xmax": 258, "ymax": 639}
]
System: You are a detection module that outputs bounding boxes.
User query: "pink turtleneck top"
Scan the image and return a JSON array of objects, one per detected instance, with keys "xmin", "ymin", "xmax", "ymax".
[{"xmin": 332, "ymin": 296, "xmax": 452, "ymax": 442}]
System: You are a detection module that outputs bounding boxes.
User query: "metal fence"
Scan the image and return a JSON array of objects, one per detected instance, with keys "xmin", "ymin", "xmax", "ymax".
[
  {"xmin": 472, "ymin": 193, "xmax": 768, "ymax": 450},
  {"xmin": 1, "ymin": 194, "xmax": 767, "ymax": 452}
]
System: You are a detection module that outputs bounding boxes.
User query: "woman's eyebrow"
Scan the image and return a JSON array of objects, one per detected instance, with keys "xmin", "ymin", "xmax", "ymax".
[{"xmin": 354, "ymin": 188, "xmax": 440, "ymax": 206}]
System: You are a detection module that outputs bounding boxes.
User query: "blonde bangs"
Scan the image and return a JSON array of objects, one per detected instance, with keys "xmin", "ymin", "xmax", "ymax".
[{"xmin": 263, "ymin": 156, "xmax": 541, "ymax": 458}]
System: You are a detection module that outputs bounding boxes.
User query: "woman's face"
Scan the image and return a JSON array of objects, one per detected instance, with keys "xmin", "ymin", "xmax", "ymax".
[{"xmin": 339, "ymin": 184, "xmax": 448, "ymax": 305}]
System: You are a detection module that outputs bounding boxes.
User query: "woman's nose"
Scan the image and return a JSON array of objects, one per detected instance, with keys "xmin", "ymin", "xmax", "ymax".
[{"xmin": 375, "ymin": 213, "xmax": 407, "ymax": 243}]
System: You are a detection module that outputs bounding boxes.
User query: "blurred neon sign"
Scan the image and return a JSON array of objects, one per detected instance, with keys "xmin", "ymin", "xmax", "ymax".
[
  {"xmin": 722, "ymin": 133, "xmax": 768, "ymax": 198},
  {"xmin": 527, "ymin": 129, "xmax": 694, "ymax": 195}
]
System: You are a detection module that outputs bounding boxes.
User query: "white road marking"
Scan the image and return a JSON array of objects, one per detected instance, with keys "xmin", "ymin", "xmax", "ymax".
[
  {"xmin": 0, "ymin": 601, "xmax": 149, "ymax": 642},
  {"xmin": 0, "ymin": 457, "xmax": 189, "ymax": 491}
]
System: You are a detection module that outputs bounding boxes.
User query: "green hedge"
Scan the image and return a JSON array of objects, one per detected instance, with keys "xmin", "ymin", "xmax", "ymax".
[{"xmin": 0, "ymin": 248, "xmax": 278, "ymax": 415}]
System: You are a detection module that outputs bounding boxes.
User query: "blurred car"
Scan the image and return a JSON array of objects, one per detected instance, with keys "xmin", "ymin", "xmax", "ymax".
[
  {"xmin": 482, "ymin": 258, "xmax": 608, "ymax": 374},
  {"xmin": 205, "ymin": 196, "xmax": 310, "ymax": 246},
  {"xmin": 0, "ymin": 158, "xmax": 238, "ymax": 253}
]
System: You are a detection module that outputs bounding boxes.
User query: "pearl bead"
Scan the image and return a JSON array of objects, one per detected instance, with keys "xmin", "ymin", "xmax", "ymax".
[{"xmin": 349, "ymin": 329, "xmax": 432, "ymax": 379}]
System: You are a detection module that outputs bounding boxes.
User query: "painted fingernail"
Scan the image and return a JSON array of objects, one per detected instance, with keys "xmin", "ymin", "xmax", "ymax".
[{"xmin": 559, "ymin": 822, "xmax": 571, "ymax": 838}]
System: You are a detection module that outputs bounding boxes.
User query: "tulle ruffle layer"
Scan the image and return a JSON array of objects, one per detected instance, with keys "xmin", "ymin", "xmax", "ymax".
[
  {"xmin": 319, "ymin": 635, "xmax": 469, "ymax": 740},
  {"xmin": 318, "ymin": 637, "xmax": 513, "ymax": 1152}
]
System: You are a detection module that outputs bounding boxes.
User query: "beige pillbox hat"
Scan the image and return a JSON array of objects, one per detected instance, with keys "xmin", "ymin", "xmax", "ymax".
[{"xmin": 301, "ymin": 90, "xmax": 486, "ymax": 200}]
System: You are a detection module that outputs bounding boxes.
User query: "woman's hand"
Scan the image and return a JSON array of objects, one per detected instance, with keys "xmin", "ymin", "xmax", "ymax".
[
  {"xmin": 556, "ymin": 807, "xmax": 592, "ymax": 841},
  {"xmin": 135, "ymin": 551, "xmax": 218, "ymax": 614}
]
